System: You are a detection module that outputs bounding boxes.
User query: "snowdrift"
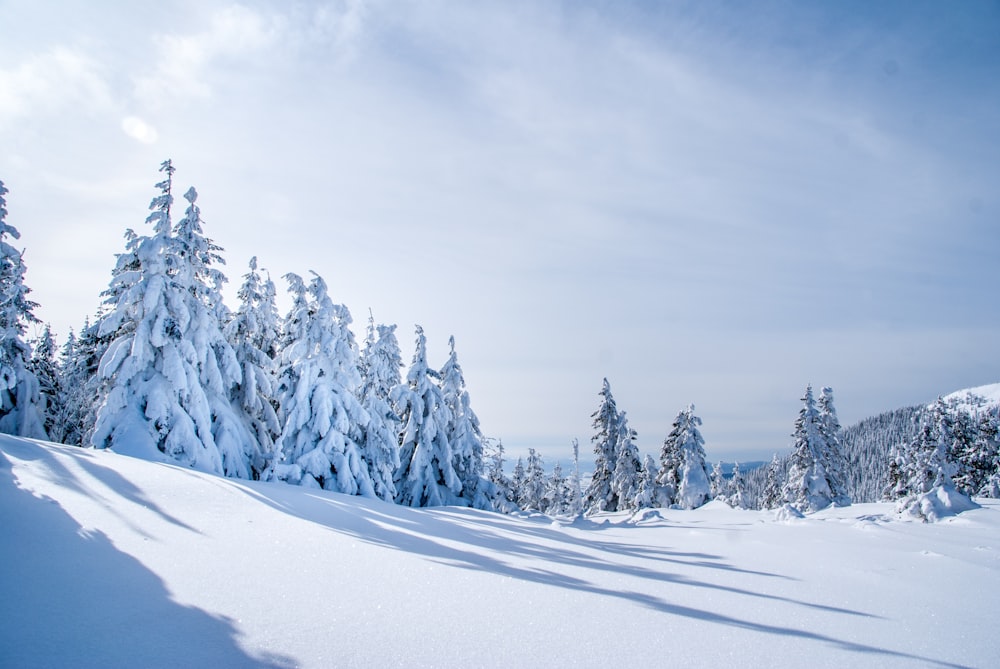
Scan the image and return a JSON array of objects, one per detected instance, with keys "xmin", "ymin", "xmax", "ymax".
[{"xmin": 3, "ymin": 436, "xmax": 999, "ymax": 668}]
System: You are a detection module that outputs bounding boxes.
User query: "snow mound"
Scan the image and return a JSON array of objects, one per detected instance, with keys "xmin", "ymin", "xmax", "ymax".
[
  {"xmin": 773, "ymin": 503, "xmax": 805, "ymax": 522},
  {"xmin": 896, "ymin": 485, "xmax": 980, "ymax": 523}
]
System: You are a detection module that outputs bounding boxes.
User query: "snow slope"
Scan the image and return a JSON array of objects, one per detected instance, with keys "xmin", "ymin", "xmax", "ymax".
[
  {"xmin": 942, "ymin": 382, "xmax": 1000, "ymax": 410},
  {"xmin": 3, "ymin": 436, "xmax": 998, "ymax": 669}
]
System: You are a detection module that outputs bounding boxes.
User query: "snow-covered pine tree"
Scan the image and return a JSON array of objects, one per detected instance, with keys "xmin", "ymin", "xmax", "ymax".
[
  {"xmin": 654, "ymin": 416, "xmax": 684, "ymax": 508},
  {"xmin": 584, "ymin": 378, "xmax": 621, "ymax": 514},
  {"xmin": 544, "ymin": 462, "xmax": 567, "ymax": 516},
  {"xmin": 760, "ymin": 453, "xmax": 785, "ymax": 510},
  {"xmin": 273, "ymin": 272, "xmax": 374, "ymax": 495},
  {"xmin": 817, "ymin": 386, "xmax": 851, "ymax": 506},
  {"xmin": 633, "ymin": 453, "xmax": 659, "ymax": 509},
  {"xmin": 0, "ymin": 179, "xmax": 48, "ymax": 439},
  {"xmin": 509, "ymin": 456, "xmax": 526, "ymax": 507},
  {"xmin": 783, "ymin": 385, "xmax": 836, "ymax": 513},
  {"xmin": 611, "ymin": 410, "xmax": 642, "ymax": 511},
  {"xmin": 709, "ymin": 461, "xmax": 726, "ymax": 500},
  {"xmin": 484, "ymin": 437, "xmax": 512, "ymax": 507},
  {"xmin": 520, "ymin": 447, "xmax": 547, "ymax": 512},
  {"xmin": 29, "ymin": 324, "xmax": 61, "ymax": 440},
  {"xmin": 672, "ymin": 405, "xmax": 711, "ymax": 509},
  {"xmin": 171, "ymin": 186, "xmax": 257, "ymax": 478},
  {"xmin": 727, "ymin": 461, "xmax": 746, "ymax": 509},
  {"xmin": 439, "ymin": 335, "xmax": 489, "ymax": 508},
  {"xmin": 566, "ymin": 438, "xmax": 584, "ymax": 516},
  {"xmin": 226, "ymin": 257, "xmax": 281, "ymax": 479},
  {"xmin": 357, "ymin": 315, "xmax": 403, "ymax": 501},
  {"xmin": 93, "ymin": 162, "xmax": 254, "ymax": 476},
  {"xmin": 392, "ymin": 325, "xmax": 461, "ymax": 507}
]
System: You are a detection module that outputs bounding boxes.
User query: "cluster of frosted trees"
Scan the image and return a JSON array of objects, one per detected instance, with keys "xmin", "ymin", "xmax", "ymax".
[
  {"xmin": 546, "ymin": 378, "xmax": 734, "ymax": 515},
  {"xmin": 883, "ymin": 396, "xmax": 999, "ymax": 519},
  {"xmin": 0, "ymin": 165, "xmax": 497, "ymax": 509}
]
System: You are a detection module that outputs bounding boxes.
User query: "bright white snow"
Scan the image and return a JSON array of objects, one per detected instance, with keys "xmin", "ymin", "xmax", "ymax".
[{"xmin": 3, "ymin": 436, "xmax": 998, "ymax": 668}]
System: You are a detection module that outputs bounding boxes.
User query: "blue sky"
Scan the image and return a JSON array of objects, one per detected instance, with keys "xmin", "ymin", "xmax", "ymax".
[{"xmin": 1, "ymin": 0, "xmax": 998, "ymax": 466}]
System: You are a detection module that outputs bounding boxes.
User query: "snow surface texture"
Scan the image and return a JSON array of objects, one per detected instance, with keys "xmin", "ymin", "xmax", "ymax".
[{"xmin": 3, "ymin": 436, "xmax": 998, "ymax": 669}]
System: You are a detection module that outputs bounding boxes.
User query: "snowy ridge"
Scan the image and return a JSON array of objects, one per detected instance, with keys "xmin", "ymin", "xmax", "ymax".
[
  {"xmin": 3, "ymin": 436, "xmax": 999, "ymax": 668},
  {"xmin": 941, "ymin": 382, "xmax": 1000, "ymax": 410}
]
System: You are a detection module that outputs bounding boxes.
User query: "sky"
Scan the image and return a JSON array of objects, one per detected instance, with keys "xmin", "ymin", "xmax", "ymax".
[{"xmin": 1, "ymin": 0, "xmax": 998, "ymax": 466}]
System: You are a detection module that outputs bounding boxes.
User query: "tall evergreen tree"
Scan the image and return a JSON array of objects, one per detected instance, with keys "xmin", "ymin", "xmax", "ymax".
[
  {"xmin": 761, "ymin": 453, "xmax": 785, "ymax": 510},
  {"xmin": 520, "ymin": 447, "xmax": 546, "ymax": 512},
  {"xmin": 727, "ymin": 461, "xmax": 746, "ymax": 509},
  {"xmin": 439, "ymin": 335, "xmax": 488, "ymax": 508},
  {"xmin": 817, "ymin": 386, "xmax": 851, "ymax": 506},
  {"xmin": 508, "ymin": 456, "xmax": 526, "ymax": 507},
  {"xmin": 633, "ymin": 453, "xmax": 659, "ymax": 510},
  {"xmin": 673, "ymin": 405, "xmax": 711, "ymax": 509},
  {"xmin": 273, "ymin": 272, "xmax": 373, "ymax": 495},
  {"xmin": 0, "ymin": 179, "xmax": 48, "ymax": 439},
  {"xmin": 655, "ymin": 416, "xmax": 684, "ymax": 508},
  {"xmin": 566, "ymin": 438, "xmax": 584, "ymax": 516},
  {"xmin": 357, "ymin": 315, "xmax": 403, "ymax": 501},
  {"xmin": 784, "ymin": 385, "xmax": 835, "ymax": 512},
  {"xmin": 392, "ymin": 325, "xmax": 461, "ymax": 507},
  {"xmin": 226, "ymin": 257, "xmax": 281, "ymax": 479},
  {"xmin": 583, "ymin": 378, "xmax": 621, "ymax": 514},
  {"xmin": 92, "ymin": 162, "xmax": 253, "ymax": 477},
  {"xmin": 611, "ymin": 410, "xmax": 642, "ymax": 511},
  {"xmin": 709, "ymin": 461, "xmax": 726, "ymax": 500},
  {"xmin": 29, "ymin": 324, "xmax": 61, "ymax": 440}
]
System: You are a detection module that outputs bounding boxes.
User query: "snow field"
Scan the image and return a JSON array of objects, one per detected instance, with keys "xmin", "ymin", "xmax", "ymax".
[{"xmin": 3, "ymin": 436, "xmax": 998, "ymax": 668}]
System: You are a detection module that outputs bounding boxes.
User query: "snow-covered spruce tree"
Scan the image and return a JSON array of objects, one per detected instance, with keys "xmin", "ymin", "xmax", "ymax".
[
  {"xmin": 273, "ymin": 272, "xmax": 374, "ymax": 495},
  {"xmin": 783, "ymin": 385, "xmax": 837, "ymax": 513},
  {"xmin": 225, "ymin": 257, "xmax": 281, "ymax": 479},
  {"xmin": 611, "ymin": 410, "xmax": 642, "ymax": 511},
  {"xmin": 171, "ymin": 186, "xmax": 257, "ymax": 478},
  {"xmin": 0, "ymin": 179, "xmax": 47, "ymax": 439},
  {"xmin": 633, "ymin": 453, "xmax": 659, "ymax": 509},
  {"xmin": 727, "ymin": 461, "xmax": 746, "ymax": 509},
  {"xmin": 29, "ymin": 324, "xmax": 61, "ymax": 440},
  {"xmin": 508, "ymin": 456, "xmax": 526, "ymax": 507},
  {"xmin": 93, "ymin": 161, "xmax": 215, "ymax": 467},
  {"xmin": 891, "ymin": 399, "xmax": 977, "ymax": 520},
  {"xmin": 484, "ymin": 437, "xmax": 513, "ymax": 509},
  {"xmin": 583, "ymin": 378, "xmax": 621, "ymax": 514},
  {"xmin": 709, "ymin": 461, "xmax": 726, "ymax": 500},
  {"xmin": 357, "ymin": 315, "xmax": 403, "ymax": 501},
  {"xmin": 566, "ymin": 438, "xmax": 584, "ymax": 516},
  {"xmin": 392, "ymin": 325, "xmax": 462, "ymax": 507},
  {"xmin": 439, "ymin": 335, "xmax": 489, "ymax": 508},
  {"xmin": 672, "ymin": 405, "xmax": 711, "ymax": 509},
  {"xmin": 93, "ymin": 163, "xmax": 256, "ymax": 477},
  {"xmin": 544, "ymin": 462, "xmax": 567, "ymax": 515},
  {"xmin": 520, "ymin": 447, "xmax": 547, "ymax": 512},
  {"xmin": 654, "ymin": 417, "xmax": 684, "ymax": 508},
  {"xmin": 59, "ymin": 317, "xmax": 113, "ymax": 447},
  {"xmin": 817, "ymin": 387, "xmax": 851, "ymax": 506},
  {"xmin": 760, "ymin": 454, "xmax": 785, "ymax": 510},
  {"xmin": 949, "ymin": 402, "xmax": 992, "ymax": 497}
]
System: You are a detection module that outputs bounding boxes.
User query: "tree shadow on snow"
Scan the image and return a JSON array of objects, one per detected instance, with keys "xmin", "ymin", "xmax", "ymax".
[
  {"xmin": 236, "ymin": 482, "xmax": 972, "ymax": 669},
  {"xmin": 0, "ymin": 448, "xmax": 294, "ymax": 669}
]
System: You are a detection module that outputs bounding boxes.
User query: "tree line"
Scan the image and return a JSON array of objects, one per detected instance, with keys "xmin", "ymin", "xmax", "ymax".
[{"xmin": 2, "ymin": 164, "xmax": 999, "ymax": 518}]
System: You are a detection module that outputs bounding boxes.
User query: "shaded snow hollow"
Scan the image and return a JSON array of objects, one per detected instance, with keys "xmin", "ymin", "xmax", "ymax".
[{"xmin": 3, "ymin": 437, "xmax": 998, "ymax": 668}]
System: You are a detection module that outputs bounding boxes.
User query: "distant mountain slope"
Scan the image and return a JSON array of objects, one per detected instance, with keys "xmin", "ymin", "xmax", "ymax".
[{"xmin": 3, "ymin": 436, "xmax": 999, "ymax": 668}]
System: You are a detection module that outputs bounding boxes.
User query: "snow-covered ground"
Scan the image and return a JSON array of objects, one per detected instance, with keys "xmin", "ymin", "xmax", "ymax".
[{"xmin": 3, "ymin": 436, "xmax": 998, "ymax": 669}]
